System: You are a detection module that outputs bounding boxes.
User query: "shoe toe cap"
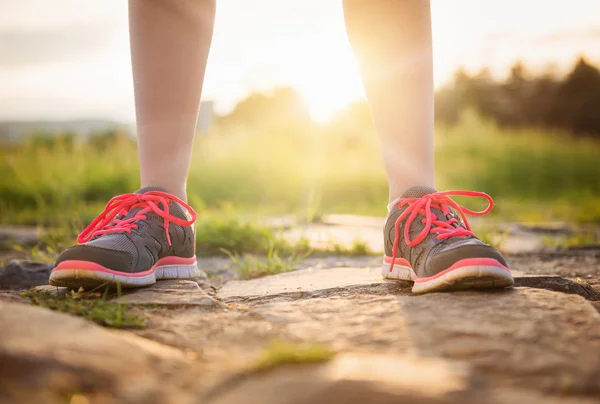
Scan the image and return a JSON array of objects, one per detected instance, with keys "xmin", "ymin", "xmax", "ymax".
[
  {"xmin": 55, "ymin": 245, "xmax": 133, "ymax": 273},
  {"xmin": 426, "ymin": 242, "xmax": 508, "ymax": 278}
]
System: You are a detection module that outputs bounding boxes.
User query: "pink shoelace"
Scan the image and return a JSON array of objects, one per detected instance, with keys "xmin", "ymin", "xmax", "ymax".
[
  {"xmin": 78, "ymin": 191, "xmax": 196, "ymax": 246},
  {"xmin": 389, "ymin": 190, "xmax": 494, "ymax": 272}
]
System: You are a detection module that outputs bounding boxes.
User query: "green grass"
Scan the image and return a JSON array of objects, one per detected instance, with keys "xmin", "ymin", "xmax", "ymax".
[
  {"xmin": 1, "ymin": 115, "xmax": 600, "ymax": 231},
  {"xmin": 7, "ymin": 208, "xmax": 377, "ymax": 265},
  {"xmin": 324, "ymin": 239, "xmax": 374, "ymax": 256},
  {"xmin": 435, "ymin": 115, "xmax": 600, "ymax": 223},
  {"xmin": 222, "ymin": 251, "xmax": 298, "ymax": 279},
  {"xmin": 221, "ymin": 240, "xmax": 306, "ymax": 279},
  {"xmin": 194, "ymin": 207, "xmax": 311, "ymax": 257},
  {"xmin": 543, "ymin": 226, "xmax": 600, "ymax": 248},
  {"xmin": 21, "ymin": 287, "xmax": 147, "ymax": 329},
  {"xmin": 251, "ymin": 341, "xmax": 336, "ymax": 372},
  {"xmin": 470, "ymin": 223, "xmax": 510, "ymax": 251}
]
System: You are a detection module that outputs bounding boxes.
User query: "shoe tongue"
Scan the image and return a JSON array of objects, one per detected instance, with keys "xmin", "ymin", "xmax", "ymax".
[
  {"xmin": 401, "ymin": 185, "xmax": 438, "ymax": 199},
  {"xmin": 399, "ymin": 185, "xmax": 454, "ymax": 225},
  {"xmin": 135, "ymin": 186, "xmax": 169, "ymax": 195},
  {"xmin": 126, "ymin": 186, "xmax": 190, "ymax": 221}
]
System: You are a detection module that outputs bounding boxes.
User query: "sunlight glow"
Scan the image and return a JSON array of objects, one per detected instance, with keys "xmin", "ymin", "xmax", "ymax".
[
  {"xmin": 283, "ymin": 30, "xmax": 365, "ymax": 123},
  {"xmin": 2, "ymin": 0, "xmax": 600, "ymax": 121},
  {"xmin": 295, "ymin": 50, "xmax": 365, "ymax": 123}
]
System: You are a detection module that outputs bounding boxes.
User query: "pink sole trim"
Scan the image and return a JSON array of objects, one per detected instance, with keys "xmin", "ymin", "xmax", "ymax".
[
  {"xmin": 52, "ymin": 256, "xmax": 197, "ymax": 278},
  {"xmin": 383, "ymin": 256, "xmax": 510, "ymax": 282},
  {"xmin": 413, "ymin": 258, "xmax": 510, "ymax": 283}
]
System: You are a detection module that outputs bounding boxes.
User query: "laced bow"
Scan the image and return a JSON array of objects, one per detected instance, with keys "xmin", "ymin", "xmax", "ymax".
[
  {"xmin": 389, "ymin": 190, "xmax": 493, "ymax": 272},
  {"xmin": 78, "ymin": 191, "xmax": 196, "ymax": 246}
]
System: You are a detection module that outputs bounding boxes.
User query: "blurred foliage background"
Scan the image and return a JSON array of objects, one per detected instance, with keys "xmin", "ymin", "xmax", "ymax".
[{"xmin": 1, "ymin": 59, "xmax": 600, "ymax": 232}]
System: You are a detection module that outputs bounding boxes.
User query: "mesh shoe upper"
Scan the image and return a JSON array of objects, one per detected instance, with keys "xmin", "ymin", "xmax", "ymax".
[
  {"xmin": 55, "ymin": 187, "xmax": 196, "ymax": 274},
  {"xmin": 383, "ymin": 186, "xmax": 508, "ymax": 279}
]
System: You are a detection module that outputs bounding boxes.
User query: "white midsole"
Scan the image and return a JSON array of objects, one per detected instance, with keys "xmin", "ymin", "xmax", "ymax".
[{"xmin": 49, "ymin": 263, "xmax": 203, "ymax": 287}]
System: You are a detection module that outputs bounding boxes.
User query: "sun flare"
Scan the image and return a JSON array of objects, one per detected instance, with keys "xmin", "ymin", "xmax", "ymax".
[
  {"xmin": 267, "ymin": 26, "xmax": 366, "ymax": 123},
  {"xmin": 293, "ymin": 47, "xmax": 365, "ymax": 123}
]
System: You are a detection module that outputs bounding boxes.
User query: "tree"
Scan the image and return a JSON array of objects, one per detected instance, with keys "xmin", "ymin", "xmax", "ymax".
[
  {"xmin": 550, "ymin": 57, "xmax": 600, "ymax": 136},
  {"xmin": 221, "ymin": 87, "xmax": 310, "ymax": 127}
]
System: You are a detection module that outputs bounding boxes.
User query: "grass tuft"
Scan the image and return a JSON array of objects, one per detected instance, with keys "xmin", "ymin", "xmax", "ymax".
[
  {"xmin": 20, "ymin": 287, "xmax": 147, "ymax": 329},
  {"xmin": 194, "ymin": 211, "xmax": 299, "ymax": 257},
  {"xmin": 543, "ymin": 226, "xmax": 600, "ymax": 248},
  {"xmin": 252, "ymin": 341, "xmax": 336, "ymax": 372},
  {"xmin": 221, "ymin": 240, "xmax": 307, "ymax": 279},
  {"xmin": 323, "ymin": 239, "xmax": 374, "ymax": 256}
]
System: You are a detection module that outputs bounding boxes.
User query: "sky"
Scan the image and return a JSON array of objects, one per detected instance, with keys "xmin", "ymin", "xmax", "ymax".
[{"xmin": 1, "ymin": 0, "xmax": 600, "ymax": 123}]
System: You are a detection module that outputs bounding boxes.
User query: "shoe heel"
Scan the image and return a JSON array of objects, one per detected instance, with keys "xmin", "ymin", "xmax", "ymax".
[
  {"xmin": 155, "ymin": 262, "xmax": 206, "ymax": 280},
  {"xmin": 381, "ymin": 262, "xmax": 414, "ymax": 281}
]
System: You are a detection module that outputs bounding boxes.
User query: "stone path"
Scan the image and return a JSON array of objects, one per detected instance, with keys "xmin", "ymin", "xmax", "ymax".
[
  {"xmin": 0, "ymin": 300, "xmax": 195, "ymax": 404},
  {"xmin": 1, "ymin": 251, "xmax": 599, "ymax": 403},
  {"xmin": 1, "ymin": 219, "xmax": 600, "ymax": 403}
]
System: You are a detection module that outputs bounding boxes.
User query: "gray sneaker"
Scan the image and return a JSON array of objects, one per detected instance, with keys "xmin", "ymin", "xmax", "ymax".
[
  {"xmin": 382, "ymin": 186, "xmax": 513, "ymax": 294},
  {"xmin": 50, "ymin": 187, "xmax": 205, "ymax": 289}
]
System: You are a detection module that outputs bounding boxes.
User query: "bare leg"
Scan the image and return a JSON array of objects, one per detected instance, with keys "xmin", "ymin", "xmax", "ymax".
[
  {"xmin": 129, "ymin": 0, "xmax": 216, "ymax": 200},
  {"xmin": 343, "ymin": 0, "xmax": 434, "ymax": 201}
]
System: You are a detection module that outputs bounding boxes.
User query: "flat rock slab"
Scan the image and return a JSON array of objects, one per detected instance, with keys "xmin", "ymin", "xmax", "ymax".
[
  {"xmin": 31, "ymin": 280, "xmax": 218, "ymax": 307},
  {"xmin": 210, "ymin": 266, "xmax": 600, "ymax": 399},
  {"xmin": 395, "ymin": 288, "xmax": 600, "ymax": 396},
  {"xmin": 217, "ymin": 266, "xmax": 527, "ymax": 300},
  {"xmin": 0, "ymin": 301, "xmax": 194, "ymax": 403},
  {"xmin": 242, "ymin": 288, "xmax": 600, "ymax": 398},
  {"xmin": 218, "ymin": 267, "xmax": 390, "ymax": 300},
  {"xmin": 206, "ymin": 353, "xmax": 595, "ymax": 404},
  {"xmin": 113, "ymin": 280, "xmax": 217, "ymax": 306},
  {"xmin": 141, "ymin": 285, "xmax": 600, "ymax": 400},
  {"xmin": 0, "ymin": 260, "xmax": 52, "ymax": 290},
  {"xmin": 0, "ymin": 225, "xmax": 40, "ymax": 247},
  {"xmin": 206, "ymin": 354, "xmax": 476, "ymax": 404}
]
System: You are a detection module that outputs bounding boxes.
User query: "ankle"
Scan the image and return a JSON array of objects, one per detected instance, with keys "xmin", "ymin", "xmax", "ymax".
[{"xmin": 141, "ymin": 182, "xmax": 187, "ymax": 202}]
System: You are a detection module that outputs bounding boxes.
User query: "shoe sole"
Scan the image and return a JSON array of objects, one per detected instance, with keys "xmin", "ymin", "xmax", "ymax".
[
  {"xmin": 49, "ymin": 256, "xmax": 206, "ymax": 289},
  {"xmin": 382, "ymin": 257, "xmax": 514, "ymax": 294}
]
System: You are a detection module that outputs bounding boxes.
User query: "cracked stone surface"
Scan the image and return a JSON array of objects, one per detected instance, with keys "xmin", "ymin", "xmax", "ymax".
[
  {"xmin": 2, "ymin": 263, "xmax": 600, "ymax": 402},
  {"xmin": 217, "ymin": 266, "xmax": 391, "ymax": 300},
  {"xmin": 127, "ymin": 258, "xmax": 600, "ymax": 402},
  {"xmin": 28, "ymin": 281, "xmax": 220, "ymax": 308},
  {"xmin": 206, "ymin": 354, "xmax": 478, "ymax": 404},
  {"xmin": 113, "ymin": 280, "xmax": 217, "ymax": 307},
  {"xmin": 129, "ymin": 281, "xmax": 600, "ymax": 402},
  {"xmin": 509, "ymin": 249, "xmax": 600, "ymax": 288},
  {"xmin": 205, "ymin": 354, "xmax": 598, "ymax": 404},
  {"xmin": 217, "ymin": 266, "xmax": 533, "ymax": 301},
  {"xmin": 1, "ymin": 220, "xmax": 599, "ymax": 403}
]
